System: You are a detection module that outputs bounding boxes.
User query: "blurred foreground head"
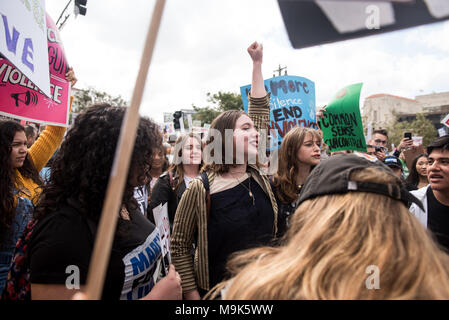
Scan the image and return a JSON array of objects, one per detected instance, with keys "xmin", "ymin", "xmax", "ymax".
[{"xmin": 216, "ymin": 154, "xmax": 449, "ymax": 300}]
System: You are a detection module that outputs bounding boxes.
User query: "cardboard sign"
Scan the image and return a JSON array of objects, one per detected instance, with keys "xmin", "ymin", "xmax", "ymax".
[
  {"xmin": 412, "ymin": 136, "xmax": 423, "ymax": 146},
  {"xmin": 319, "ymin": 83, "xmax": 366, "ymax": 153},
  {"xmin": 241, "ymin": 75, "xmax": 316, "ymax": 149},
  {"xmin": 152, "ymin": 202, "xmax": 171, "ymax": 276},
  {"xmin": 0, "ymin": 14, "xmax": 71, "ymax": 126},
  {"xmin": 0, "ymin": 0, "xmax": 50, "ymax": 97}
]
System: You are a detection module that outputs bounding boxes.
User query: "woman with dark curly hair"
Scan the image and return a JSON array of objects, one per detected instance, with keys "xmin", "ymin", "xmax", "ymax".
[
  {"xmin": 25, "ymin": 104, "xmax": 181, "ymax": 300},
  {"xmin": 405, "ymin": 153, "xmax": 429, "ymax": 191},
  {"xmin": 133, "ymin": 142, "xmax": 169, "ymax": 217},
  {"xmin": 0, "ymin": 69, "xmax": 76, "ymax": 290},
  {"xmin": 0, "ymin": 117, "xmax": 67, "ymax": 290}
]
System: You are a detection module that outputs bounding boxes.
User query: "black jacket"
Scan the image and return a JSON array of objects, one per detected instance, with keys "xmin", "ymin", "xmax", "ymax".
[
  {"xmin": 148, "ymin": 170, "xmax": 187, "ymax": 227},
  {"xmin": 269, "ymin": 178, "xmax": 299, "ymax": 237}
]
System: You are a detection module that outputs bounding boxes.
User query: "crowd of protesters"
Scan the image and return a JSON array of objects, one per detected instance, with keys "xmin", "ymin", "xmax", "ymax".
[{"xmin": 0, "ymin": 42, "xmax": 448, "ymax": 300}]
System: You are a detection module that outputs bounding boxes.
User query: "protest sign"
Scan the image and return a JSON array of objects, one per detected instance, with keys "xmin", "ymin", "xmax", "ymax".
[
  {"xmin": 152, "ymin": 203, "xmax": 171, "ymax": 276},
  {"xmin": 241, "ymin": 75, "xmax": 316, "ymax": 149},
  {"xmin": 85, "ymin": 0, "xmax": 166, "ymax": 300},
  {"xmin": 319, "ymin": 83, "xmax": 366, "ymax": 153},
  {"xmin": 404, "ymin": 144, "xmax": 425, "ymax": 172},
  {"xmin": 442, "ymin": 113, "xmax": 449, "ymax": 128},
  {"xmin": 0, "ymin": 14, "xmax": 71, "ymax": 126},
  {"xmin": 0, "ymin": 0, "xmax": 50, "ymax": 97},
  {"xmin": 412, "ymin": 136, "xmax": 423, "ymax": 146},
  {"xmin": 163, "ymin": 122, "xmax": 175, "ymax": 134}
]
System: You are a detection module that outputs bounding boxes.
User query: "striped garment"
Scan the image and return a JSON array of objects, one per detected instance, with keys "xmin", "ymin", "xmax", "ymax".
[{"xmin": 171, "ymin": 93, "xmax": 278, "ymax": 293}]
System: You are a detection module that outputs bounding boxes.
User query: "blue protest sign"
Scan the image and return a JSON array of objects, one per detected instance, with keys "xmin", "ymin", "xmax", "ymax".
[{"xmin": 240, "ymin": 75, "xmax": 316, "ymax": 149}]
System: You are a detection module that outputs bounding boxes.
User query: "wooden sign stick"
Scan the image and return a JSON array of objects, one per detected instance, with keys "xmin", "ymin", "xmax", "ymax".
[{"xmin": 84, "ymin": 0, "xmax": 166, "ymax": 300}]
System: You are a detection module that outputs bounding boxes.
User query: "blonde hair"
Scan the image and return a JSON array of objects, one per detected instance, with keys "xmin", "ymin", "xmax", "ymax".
[
  {"xmin": 208, "ymin": 167, "xmax": 449, "ymax": 300},
  {"xmin": 273, "ymin": 127, "xmax": 321, "ymax": 203}
]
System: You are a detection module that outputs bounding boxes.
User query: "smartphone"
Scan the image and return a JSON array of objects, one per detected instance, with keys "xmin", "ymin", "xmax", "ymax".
[{"xmin": 404, "ymin": 132, "xmax": 412, "ymax": 140}]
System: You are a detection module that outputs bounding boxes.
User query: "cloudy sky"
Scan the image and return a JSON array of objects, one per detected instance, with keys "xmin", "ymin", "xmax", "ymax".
[{"xmin": 45, "ymin": 0, "xmax": 449, "ymax": 124}]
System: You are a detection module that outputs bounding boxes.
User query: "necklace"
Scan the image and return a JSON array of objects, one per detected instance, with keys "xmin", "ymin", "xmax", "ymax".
[{"xmin": 236, "ymin": 174, "xmax": 255, "ymax": 206}]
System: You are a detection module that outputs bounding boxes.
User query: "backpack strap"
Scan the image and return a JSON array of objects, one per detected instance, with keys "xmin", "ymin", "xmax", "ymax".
[{"xmin": 200, "ymin": 172, "xmax": 211, "ymax": 222}]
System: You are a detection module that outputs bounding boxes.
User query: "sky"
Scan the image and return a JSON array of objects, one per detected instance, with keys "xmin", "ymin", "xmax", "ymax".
[{"xmin": 45, "ymin": 0, "xmax": 449, "ymax": 124}]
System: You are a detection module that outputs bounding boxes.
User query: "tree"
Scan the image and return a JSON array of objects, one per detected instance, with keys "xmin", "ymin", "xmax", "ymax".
[
  {"xmin": 192, "ymin": 91, "xmax": 243, "ymax": 125},
  {"xmin": 386, "ymin": 113, "xmax": 437, "ymax": 148},
  {"xmin": 71, "ymin": 87, "xmax": 128, "ymax": 114}
]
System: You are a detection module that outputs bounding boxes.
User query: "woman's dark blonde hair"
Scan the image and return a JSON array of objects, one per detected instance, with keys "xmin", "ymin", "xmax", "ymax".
[
  {"xmin": 169, "ymin": 132, "xmax": 203, "ymax": 191},
  {"xmin": 208, "ymin": 167, "xmax": 449, "ymax": 300},
  {"xmin": 273, "ymin": 126, "xmax": 321, "ymax": 203}
]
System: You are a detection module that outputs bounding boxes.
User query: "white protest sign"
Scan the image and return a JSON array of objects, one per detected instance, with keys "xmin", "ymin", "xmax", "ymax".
[
  {"xmin": 0, "ymin": 0, "xmax": 51, "ymax": 97},
  {"xmin": 187, "ymin": 113, "xmax": 193, "ymax": 130},
  {"xmin": 152, "ymin": 202, "xmax": 171, "ymax": 274},
  {"xmin": 412, "ymin": 136, "xmax": 423, "ymax": 146}
]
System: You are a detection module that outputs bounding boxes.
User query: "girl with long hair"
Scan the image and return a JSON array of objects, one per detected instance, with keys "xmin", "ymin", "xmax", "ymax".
[
  {"xmin": 209, "ymin": 154, "xmax": 449, "ymax": 300},
  {"xmin": 271, "ymin": 126, "xmax": 321, "ymax": 234},
  {"xmin": 0, "ymin": 65, "xmax": 74, "ymax": 289},
  {"xmin": 26, "ymin": 104, "xmax": 181, "ymax": 300},
  {"xmin": 405, "ymin": 153, "xmax": 429, "ymax": 191},
  {"xmin": 171, "ymin": 42, "xmax": 281, "ymax": 300},
  {"xmin": 149, "ymin": 132, "xmax": 203, "ymax": 226}
]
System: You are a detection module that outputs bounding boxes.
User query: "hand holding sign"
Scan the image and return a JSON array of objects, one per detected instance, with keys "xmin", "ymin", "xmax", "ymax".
[
  {"xmin": 143, "ymin": 264, "xmax": 182, "ymax": 300},
  {"xmin": 65, "ymin": 67, "xmax": 77, "ymax": 87},
  {"xmin": 319, "ymin": 83, "xmax": 366, "ymax": 153}
]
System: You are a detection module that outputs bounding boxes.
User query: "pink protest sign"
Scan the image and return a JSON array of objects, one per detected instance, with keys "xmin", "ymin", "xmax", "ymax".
[{"xmin": 0, "ymin": 14, "xmax": 71, "ymax": 126}]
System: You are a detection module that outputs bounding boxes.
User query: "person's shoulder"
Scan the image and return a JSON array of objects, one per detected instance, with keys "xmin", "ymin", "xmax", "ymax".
[
  {"xmin": 410, "ymin": 184, "xmax": 429, "ymax": 199},
  {"xmin": 31, "ymin": 205, "xmax": 89, "ymax": 244},
  {"xmin": 155, "ymin": 171, "xmax": 172, "ymax": 184}
]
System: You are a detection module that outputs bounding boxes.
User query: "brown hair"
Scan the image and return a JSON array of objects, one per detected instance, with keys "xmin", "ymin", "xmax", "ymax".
[
  {"xmin": 169, "ymin": 132, "xmax": 203, "ymax": 190},
  {"xmin": 273, "ymin": 127, "xmax": 321, "ymax": 203},
  {"xmin": 208, "ymin": 167, "xmax": 449, "ymax": 300},
  {"xmin": 203, "ymin": 110, "xmax": 246, "ymax": 175}
]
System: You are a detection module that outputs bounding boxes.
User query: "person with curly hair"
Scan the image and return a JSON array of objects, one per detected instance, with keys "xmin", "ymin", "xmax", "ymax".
[
  {"xmin": 270, "ymin": 126, "xmax": 321, "ymax": 235},
  {"xmin": 149, "ymin": 132, "xmax": 203, "ymax": 227},
  {"xmin": 26, "ymin": 104, "xmax": 181, "ymax": 300},
  {"xmin": 0, "ymin": 66, "xmax": 77, "ymax": 290},
  {"xmin": 133, "ymin": 143, "xmax": 169, "ymax": 217}
]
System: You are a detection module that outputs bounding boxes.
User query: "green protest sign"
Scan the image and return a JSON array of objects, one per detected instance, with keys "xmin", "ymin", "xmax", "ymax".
[{"xmin": 319, "ymin": 83, "xmax": 367, "ymax": 152}]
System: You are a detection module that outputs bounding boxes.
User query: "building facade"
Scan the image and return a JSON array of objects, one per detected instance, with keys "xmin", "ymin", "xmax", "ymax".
[{"xmin": 362, "ymin": 92, "xmax": 449, "ymax": 133}]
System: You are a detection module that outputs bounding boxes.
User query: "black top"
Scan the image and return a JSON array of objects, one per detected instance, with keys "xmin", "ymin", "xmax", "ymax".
[
  {"xmin": 149, "ymin": 171, "xmax": 187, "ymax": 227},
  {"xmin": 207, "ymin": 177, "xmax": 275, "ymax": 289},
  {"xmin": 28, "ymin": 205, "xmax": 163, "ymax": 300},
  {"xmin": 269, "ymin": 178, "xmax": 300, "ymax": 237},
  {"xmin": 427, "ymin": 187, "xmax": 449, "ymax": 253}
]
